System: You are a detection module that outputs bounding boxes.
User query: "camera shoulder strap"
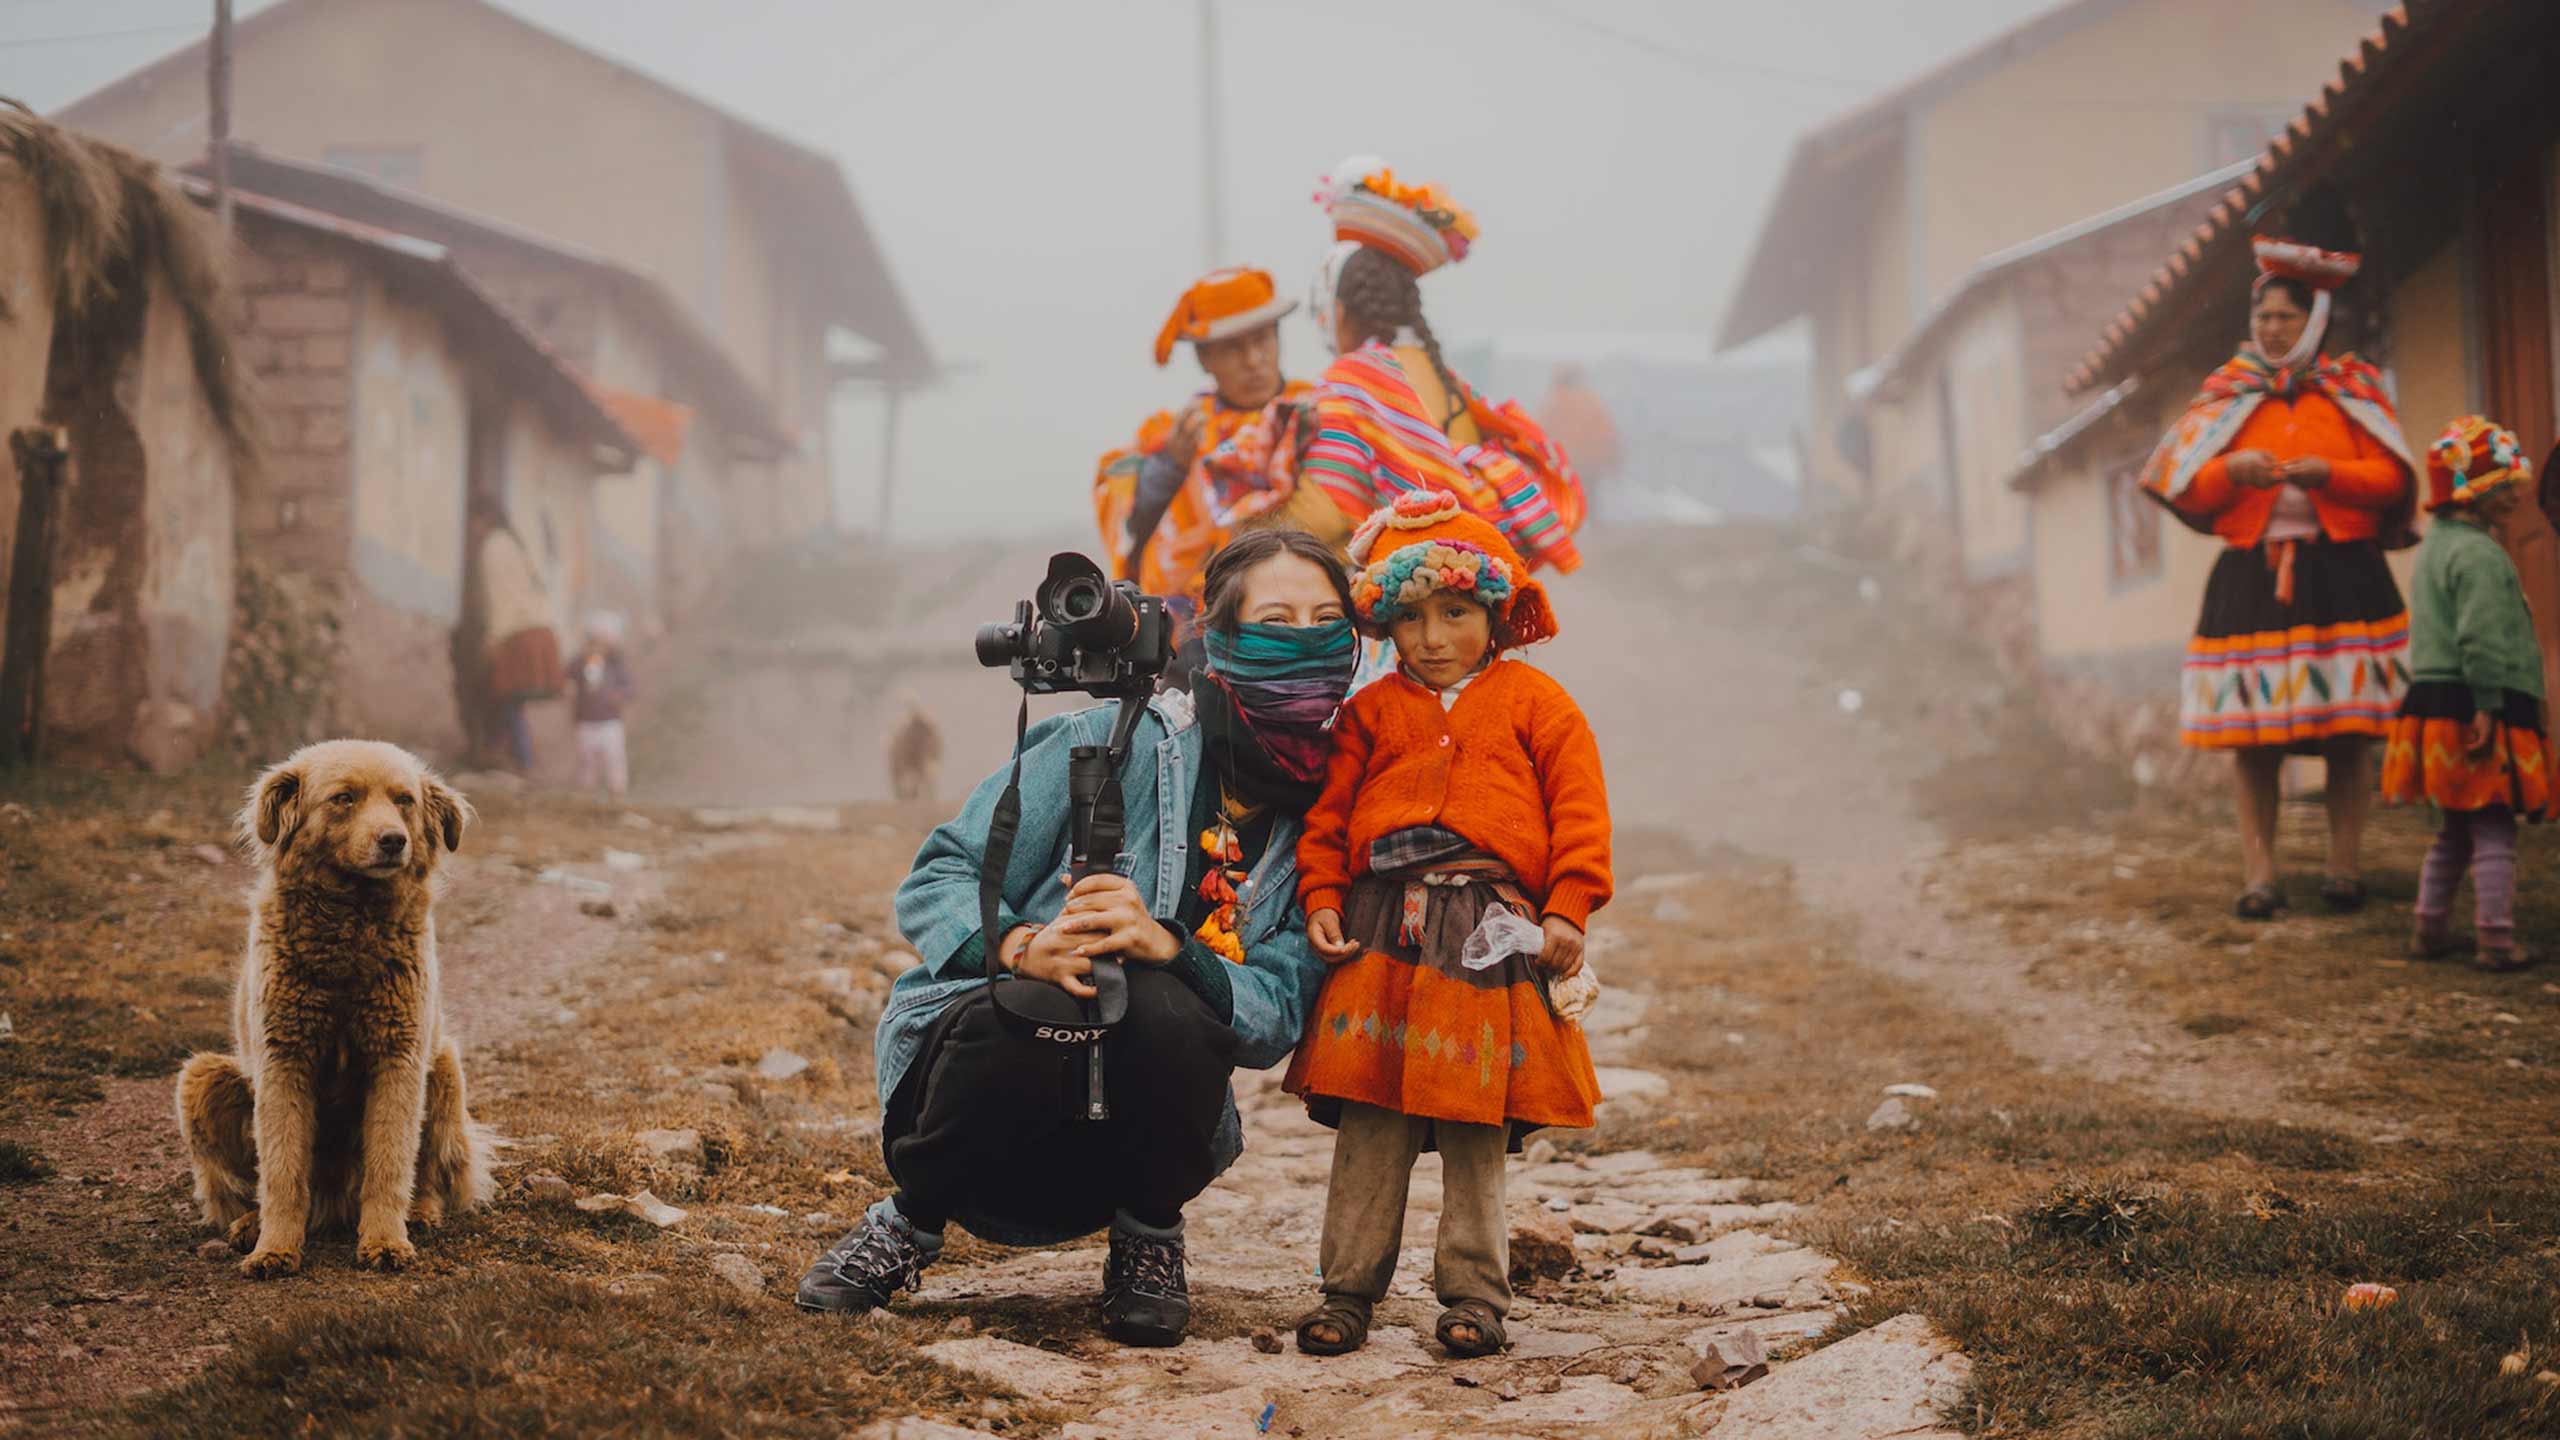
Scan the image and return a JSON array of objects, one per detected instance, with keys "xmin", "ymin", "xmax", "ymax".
[{"xmin": 978, "ymin": 693, "xmax": 1031, "ymax": 983}]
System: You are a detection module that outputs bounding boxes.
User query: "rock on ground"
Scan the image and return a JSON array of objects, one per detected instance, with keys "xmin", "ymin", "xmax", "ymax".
[
  {"xmin": 1510, "ymin": 1207, "xmax": 1579, "ymax": 1284},
  {"xmin": 754, "ymin": 1047, "xmax": 811, "ymax": 1083},
  {"xmin": 635, "ymin": 1127, "xmax": 704, "ymax": 1165},
  {"xmin": 1690, "ymin": 1312, "xmax": 1970, "ymax": 1438},
  {"xmin": 708, "ymin": 1252, "xmax": 763, "ymax": 1298}
]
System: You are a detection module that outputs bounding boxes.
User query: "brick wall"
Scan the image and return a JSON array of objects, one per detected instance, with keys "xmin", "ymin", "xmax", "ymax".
[{"xmin": 231, "ymin": 219, "xmax": 356, "ymax": 581}]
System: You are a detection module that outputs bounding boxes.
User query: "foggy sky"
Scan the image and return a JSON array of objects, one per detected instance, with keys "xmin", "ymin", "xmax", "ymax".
[{"xmin": 4, "ymin": 0, "xmax": 2056, "ymax": 539}]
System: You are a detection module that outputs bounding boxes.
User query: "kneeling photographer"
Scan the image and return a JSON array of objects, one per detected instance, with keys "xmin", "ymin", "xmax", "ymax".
[{"xmin": 796, "ymin": 529, "xmax": 1353, "ymax": 1346}]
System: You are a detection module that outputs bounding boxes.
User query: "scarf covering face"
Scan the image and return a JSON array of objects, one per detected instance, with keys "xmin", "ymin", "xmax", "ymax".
[{"xmin": 1192, "ymin": 620, "xmax": 1358, "ymax": 812}]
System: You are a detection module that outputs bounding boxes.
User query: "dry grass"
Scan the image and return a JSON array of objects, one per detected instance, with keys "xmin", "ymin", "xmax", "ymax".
[
  {"xmin": 1583, "ymin": 796, "xmax": 2560, "ymax": 1437},
  {"xmin": 0, "ymin": 776, "xmax": 1034, "ymax": 1434}
]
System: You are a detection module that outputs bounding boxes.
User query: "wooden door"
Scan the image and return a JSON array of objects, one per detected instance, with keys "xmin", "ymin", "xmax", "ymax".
[{"xmin": 2478, "ymin": 139, "xmax": 2560, "ymax": 718}]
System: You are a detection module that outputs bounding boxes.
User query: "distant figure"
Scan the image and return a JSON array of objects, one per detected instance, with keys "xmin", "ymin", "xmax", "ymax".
[
  {"xmin": 2382, "ymin": 417, "xmax": 2551, "ymax": 972},
  {"xmin": 570, "ymin": 613, "xmax": 635, "ymax": 802},
  {"xmin": 884, "ymin": 695, "xmax": 943, "ymax": 804},
  {"xmin": 1535, "ymin": 363, "xmax": 1621, "ymax": 488},
  {"xmin": 2140, "ymin": 238, "xmax": 2415, "ymax": 921},
  {"xmin": 469, "ymin": 498, "xmax": 563, "ymax": 775}
]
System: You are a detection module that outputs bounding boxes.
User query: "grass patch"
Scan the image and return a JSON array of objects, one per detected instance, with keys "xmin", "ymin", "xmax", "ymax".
[
  {"xmin": 70, "ymin": 1264, "xmax": 1045, "ymax": 1439},
  {"xmin": 0, "ymin": 1138, "xmax": 52, "ymax": 1183},
  {"xmin": 1604, "ymin": 854, "xmax": 2560, "ymax": 1437}
]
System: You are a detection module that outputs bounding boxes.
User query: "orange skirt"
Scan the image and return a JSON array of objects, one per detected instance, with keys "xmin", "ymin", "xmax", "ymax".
[
  {"xmin": 1283, "ymin": 874, "xmax": 1600, "ymax": 1133},
  {"xmin": 2380, "ymin": 683, "xmax": 2559, "ymax": 819}
]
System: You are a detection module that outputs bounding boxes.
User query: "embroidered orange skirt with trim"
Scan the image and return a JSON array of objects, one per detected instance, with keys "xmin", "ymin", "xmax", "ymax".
[
  {"xmin": 2380, "ymin": 682, "xmax": 2560, "ymax": 819},
  {"xmin": 1283, "ymin": 872, "xmax": 1599, "ymax": 1135},
  {"xmin": 2181, "ymin": 540, "xmax": 2408, "ymax": 751}
]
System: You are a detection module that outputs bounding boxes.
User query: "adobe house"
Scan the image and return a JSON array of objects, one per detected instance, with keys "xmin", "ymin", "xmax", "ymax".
[
  {"xmin": 207, "ymin": 181, "xmax": 638, "ymax": 757},
  {"xmin": 2011, "ymin": 1, "xmax": 2560, "ymax": 766},
  {"xmin": 183, "ymin": 145, "xmax": 800, "ymax": 630},
  {"xmin": 57, "ymin": 0, "xmax": 934, "ymax": 544},
  {"xmin": 1716, "ymin": 0, "xmax": 2391, "ymax": 510},
  {"xmin": 0, "ymin": 109, "xmax": 250, "ymax": 772}
]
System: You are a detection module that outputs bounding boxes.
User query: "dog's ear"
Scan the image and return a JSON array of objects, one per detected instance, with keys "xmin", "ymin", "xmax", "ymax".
[
  {"xmin": 244, "ymin": 763, "xmax": 303, "ymax": 849},
  {"xmin": 423, "ymin": 776, "xmax": 474, "ymax": 853}
]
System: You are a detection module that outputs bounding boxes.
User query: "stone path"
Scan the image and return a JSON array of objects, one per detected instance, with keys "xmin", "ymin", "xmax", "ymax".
[{"xmin": 870, "ymin": 975, "xmax": 1967, "ymax": 1440}]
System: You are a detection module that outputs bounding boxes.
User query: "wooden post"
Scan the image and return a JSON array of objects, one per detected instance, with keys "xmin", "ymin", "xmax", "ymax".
[
  {"xmin": 1198, "ymin": 0, "xmax": 1223, "ymax": 269},
  {"xmin": 210, "ymin": 0, "xmax": 234, "ymax": 236},
  {"xmin": 1, "ymin": 428, "xmax": 70, "ymax": 768},
  {"xmin": 875, "ymin": 381, "xmax": 903, "ymax": 542}
]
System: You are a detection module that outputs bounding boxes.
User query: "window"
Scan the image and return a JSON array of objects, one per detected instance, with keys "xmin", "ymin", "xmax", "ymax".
[
  {"xmin": 322, "ymin": 145, "xmax": 423, "ymax": 189},
  {"xmin": 2201, "ymin": 107, "xmax": 2297, "ymax": 170},
  {"xmin": 2107, "ymin": 454, "xmax": 2162, "ymax": 586}
]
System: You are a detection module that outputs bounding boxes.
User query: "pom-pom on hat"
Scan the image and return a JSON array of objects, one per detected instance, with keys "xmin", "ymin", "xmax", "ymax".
[
  {"xmin": 1153, "ymin": 267, "xmax": 1298, "ymax": 367},
  {"xmin": 1347, "ymin": 490, "xmax": 1558, "ymax": 646},
  {"xmin": 2426, "ymin": 414, "xmax": 2532, "ymax": 511},
  {"xmin": 2252, "ymin": 235, "xmax": 2360, "ymax": 295},
  {"xmin": 1314, "ymin": 154, "xmax": 1479, "ymax": 277}
]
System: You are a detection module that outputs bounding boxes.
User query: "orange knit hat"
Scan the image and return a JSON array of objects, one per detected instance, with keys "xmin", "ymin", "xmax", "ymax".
[
  {"xmin": 1347, "ymin": 490, "xmax": 1558, "ymax": 646},
  {"xmin": 2426, "ymin": 414, "xmax": 2532, "ymax": 511},
  {"xmin": 1153, "ymin": 267, "xmax": 1298, "ymax": 367}
]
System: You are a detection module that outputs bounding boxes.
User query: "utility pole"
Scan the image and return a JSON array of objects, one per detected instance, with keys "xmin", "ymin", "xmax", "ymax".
[
  {"xmin": 1198, "ymin": 0, "xmax": 1223, "ymax": 269},
  {"xmin": 875, "ymin": 382, "xmax": 904, "ymax": 542},
  {"xmin": 209, "ymin": 0, "xmax": 233, "ymax": 235}
]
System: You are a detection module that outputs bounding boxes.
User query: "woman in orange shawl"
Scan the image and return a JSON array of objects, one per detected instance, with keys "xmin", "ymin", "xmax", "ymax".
[{"xmin": 2142, "ymin": 237, "xmax": 2417, "ymax": 919}]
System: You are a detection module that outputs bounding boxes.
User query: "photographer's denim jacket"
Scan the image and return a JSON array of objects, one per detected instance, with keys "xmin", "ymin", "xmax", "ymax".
[{"xmin": 879, "ymin": 693, "xmax": 1324, "ymax": 1246}]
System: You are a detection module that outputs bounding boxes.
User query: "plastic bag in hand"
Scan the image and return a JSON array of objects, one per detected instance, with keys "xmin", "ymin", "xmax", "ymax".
[{"xmin": 1459, "ymin": 905, "xmax": 1547, "ymax": 971}]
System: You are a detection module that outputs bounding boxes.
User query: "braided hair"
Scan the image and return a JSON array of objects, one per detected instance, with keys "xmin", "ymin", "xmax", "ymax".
[{"xmin": 1333, "ymin": 246, "xmax": 1468, "ymax": 429}]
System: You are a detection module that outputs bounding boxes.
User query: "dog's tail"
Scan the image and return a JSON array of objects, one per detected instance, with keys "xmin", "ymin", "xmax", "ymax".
[{"xmin": 424, "ymin": 1040, "xmax": 500, "ymax": 1212}]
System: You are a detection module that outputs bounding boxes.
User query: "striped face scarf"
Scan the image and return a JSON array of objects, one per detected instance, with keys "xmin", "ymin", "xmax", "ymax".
[{"xmin": 1193, "ymin": 620, "xmax": 1358, "ymax": 812}]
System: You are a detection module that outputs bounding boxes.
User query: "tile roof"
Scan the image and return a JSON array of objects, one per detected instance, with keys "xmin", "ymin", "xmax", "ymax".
[{"xmin": 2064, "ymin": 2, "xmax": 2469, "ymax": 394}]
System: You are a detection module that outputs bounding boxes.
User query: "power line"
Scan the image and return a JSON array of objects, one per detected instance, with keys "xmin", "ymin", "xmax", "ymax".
[
  {"xmin": 1492, "ymin": 0, "xmax": 1866, "ymax": 93},
  {"xmin": 0, "ymin": 19, "xmax": 200, "ymax": 51}
]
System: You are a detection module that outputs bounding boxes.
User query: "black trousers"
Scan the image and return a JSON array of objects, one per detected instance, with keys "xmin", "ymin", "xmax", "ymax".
[{"xmin": 883, "ymin": 966, "xmax": 1238, "ymax": 1238}]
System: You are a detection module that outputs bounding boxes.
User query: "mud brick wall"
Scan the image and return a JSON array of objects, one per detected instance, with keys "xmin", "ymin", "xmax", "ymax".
[{"xmin": 231, "ymin": 221, "xmax": 357, "ymax": 580}]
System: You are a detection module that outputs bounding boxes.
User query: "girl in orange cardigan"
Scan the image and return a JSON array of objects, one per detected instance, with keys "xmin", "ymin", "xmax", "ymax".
[{"xmin": 1287, "ymin": 490, "xmax": 1609, "ymax": 1360}]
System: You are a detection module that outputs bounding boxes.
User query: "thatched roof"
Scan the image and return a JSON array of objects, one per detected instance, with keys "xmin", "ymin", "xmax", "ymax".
[{"xmin": 0, "ymin": 99, "xmax": 257, "ymax": 468}]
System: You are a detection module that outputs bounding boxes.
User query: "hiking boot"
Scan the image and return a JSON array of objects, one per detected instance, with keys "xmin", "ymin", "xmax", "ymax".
[
  {"xmin": 1100, "ymin": 1214, "xmax": 1190, "ymax": 1347},
  {"xmin": 795, "ymin": 1199, "xmax": 941, "ymax": 1315}
]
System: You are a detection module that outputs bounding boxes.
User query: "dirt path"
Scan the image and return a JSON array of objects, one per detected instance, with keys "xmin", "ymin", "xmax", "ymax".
[{"xmin": 897, "ymin": 962, "xmax": 1964, "ymax": 1440}]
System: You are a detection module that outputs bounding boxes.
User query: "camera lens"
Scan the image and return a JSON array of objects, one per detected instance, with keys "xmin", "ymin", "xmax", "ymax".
[
  {"xmin": 1037, "ymin": 553, "xmax": 1140, "ymax": 649},
  {"xmin": 974, "ymin": 622, "xmax": 1021, "ymax": 669}
]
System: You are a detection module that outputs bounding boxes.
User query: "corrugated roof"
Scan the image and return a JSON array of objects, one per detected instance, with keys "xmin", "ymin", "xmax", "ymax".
[
  {"xmin": 1715, "ymin": 0, "xmax": 2136, "ymax": 350},
  {"xmin": 178, "ymin": 175, "xmax": 639, "ymax": 467},
  {"xmin": 55, "ymin": 0, "xmax": 933, "ymax": 380},
  {"xmin": 2064, "ymin": 2, "xmax": 2472, "ymax": 393},
  {"xmin": 1847, "ymin": 159, "xmax": 2253, "ymax": 405},
  {"xmin": 183, "ymin": 144, "xmax": 796, "ymax": 460}
]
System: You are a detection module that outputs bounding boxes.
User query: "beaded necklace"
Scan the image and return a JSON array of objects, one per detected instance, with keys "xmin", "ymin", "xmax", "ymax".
[{"xmin": 1193, "ymin": 784, "xmax": 1265, "ymax": 964}]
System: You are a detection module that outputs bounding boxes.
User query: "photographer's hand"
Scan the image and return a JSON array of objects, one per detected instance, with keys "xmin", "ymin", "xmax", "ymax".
[
  {"xmin": 1050, "ymin": 874, "xmax": 1183, "ymax": 964},
  {"xmin": 1005, "ymin": 921, "xmax": 1099, "ymax": 998}
]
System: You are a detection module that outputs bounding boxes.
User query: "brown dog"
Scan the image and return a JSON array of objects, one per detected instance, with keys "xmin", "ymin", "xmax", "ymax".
[
  {"xmin": 885, "ymin": 694, "xmax": 943, "ymax": 804},
  {"xmin": 177, "ymin": 739, "xmax": 494, "ymax": 1278}
]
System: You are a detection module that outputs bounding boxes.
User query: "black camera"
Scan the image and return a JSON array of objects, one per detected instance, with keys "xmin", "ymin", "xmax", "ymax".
[{"xmin": 974, "ymin": 552, "xmax": 1172, "ymax": 699}]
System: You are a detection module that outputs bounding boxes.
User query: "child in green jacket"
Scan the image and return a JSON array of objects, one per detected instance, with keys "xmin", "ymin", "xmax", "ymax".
[{"xmin": 2380, "ymin": 415, "xmax": 2550, "ymax": 971}]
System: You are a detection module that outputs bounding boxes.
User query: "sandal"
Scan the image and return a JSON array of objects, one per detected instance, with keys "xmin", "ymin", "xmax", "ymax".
[
  {"xmin": 1434, "ymin": 1299, "xmax": 1506, "ymax": 1358},
  {"xmin": 2476, "ymin": 944, "xmax": 2537, "ymax": 974},
  {"xmin": 2234, "ymin": 885, "xmax": 2289, "ymax": 921},
  {"xmin": 1294, "ymin": 1294, "xmax": 1373, "ymax": 1356},
  {"xmin": 2320, "ymin": 878, "xmax": 2367, "ymax": 914}
]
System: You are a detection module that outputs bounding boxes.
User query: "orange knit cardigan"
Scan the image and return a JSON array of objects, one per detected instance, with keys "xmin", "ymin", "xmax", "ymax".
[
  {"xmin": 1297, "ymin": 659, "xmax": 1613, "ymax": 929},
  {"xmin": 2172, "ymin": 391, "xmax": 2411, "ymax": 547}
]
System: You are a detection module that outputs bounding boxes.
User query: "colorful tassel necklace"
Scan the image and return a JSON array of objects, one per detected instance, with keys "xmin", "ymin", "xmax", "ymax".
[{"xmin": 1193, "ymin": 785, "xmax": 1265, "ymax": 964}]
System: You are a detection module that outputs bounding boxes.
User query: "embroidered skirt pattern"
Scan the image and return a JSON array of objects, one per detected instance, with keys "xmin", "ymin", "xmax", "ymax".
[
  {"xmin": 2380, "ymin": 682, "xmax": 2559, "ymax": 819},
  {"xmin": 2180, "ymin": 539, "xmax": 2408, "ymax": 750},
  {"xmin": 1283, "ymin": 866, "xmax": 1600, "ymax": 1137}
]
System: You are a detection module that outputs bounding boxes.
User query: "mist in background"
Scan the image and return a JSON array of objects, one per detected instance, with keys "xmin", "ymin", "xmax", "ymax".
[{"xmin": 2, "ymin": 0, "xmax": 2054, "ymax": 539}]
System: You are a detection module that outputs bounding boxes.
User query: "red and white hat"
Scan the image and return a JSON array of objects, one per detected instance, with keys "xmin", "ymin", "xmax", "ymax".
[{"xmin": 2252, "ymin": 235, "xmax": 2360, "ymax": 294}]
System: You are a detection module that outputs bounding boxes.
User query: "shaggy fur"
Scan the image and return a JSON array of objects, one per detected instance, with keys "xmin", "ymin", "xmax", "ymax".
[{"xmin": 177, "ymin": 740, "xmax": 494, "ymax": 1278}]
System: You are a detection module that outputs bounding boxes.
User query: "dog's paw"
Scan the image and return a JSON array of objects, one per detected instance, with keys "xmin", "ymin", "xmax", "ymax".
[
  {"xmin": 356, "ymin": 1234, "xmax": 416, "ymax": 1271},
  {"xmin": 408, "ymin": 1195, "xmax": 446, "ymax": 1230},
  {"xmin": 225, "ymin": 1210, "xmax": 261, "ymax": 1254},
  {"xmin": 239, "ymin": 1246, "xmax": 301, "ymax": 1280}
]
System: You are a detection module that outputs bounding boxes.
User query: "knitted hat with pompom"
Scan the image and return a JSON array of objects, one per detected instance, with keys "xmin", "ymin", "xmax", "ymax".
[
  {"xmin": 1346, "ymin": 490, "xmax": 1558, "ymax": 646},
  {"xmin": 2425, "ymin": 414, "xmax": 2532, "ymax": 512}
]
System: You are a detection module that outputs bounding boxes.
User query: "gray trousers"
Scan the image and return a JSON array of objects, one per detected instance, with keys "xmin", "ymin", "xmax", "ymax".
[{"xmin": 1318, "ymin": 1100, "xmax": 1510, "ymax": 1317}]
